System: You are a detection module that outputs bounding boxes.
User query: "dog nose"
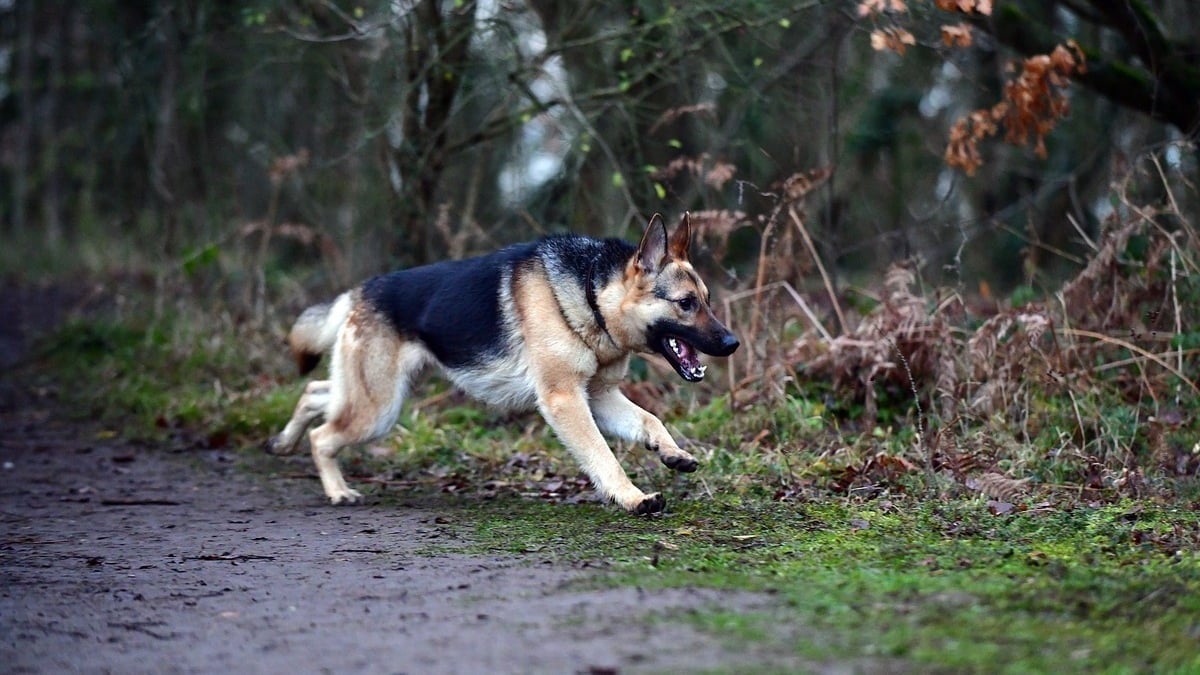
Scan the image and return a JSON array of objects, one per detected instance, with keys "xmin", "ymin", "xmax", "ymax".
[{"xmin": 719, "ymin": 333, "xmax": 740, "ymax": 355}]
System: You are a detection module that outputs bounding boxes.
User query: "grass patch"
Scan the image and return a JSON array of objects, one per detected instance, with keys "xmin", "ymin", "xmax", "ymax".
[
  {"xmin": 454, "ymin": 493, "xmax": 1200, "ymax": 672},
  {"xmin": 39, "ymin": 315, "xmax": 299, "ymax": 443}
]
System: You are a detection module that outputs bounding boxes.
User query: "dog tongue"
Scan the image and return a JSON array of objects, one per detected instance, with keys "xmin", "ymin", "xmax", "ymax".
[
  {"xmin": 681, "ymin": 341, "xmax": 700, "ymax": 367},
  {"xmin": 675, "ymin": 339, "xmax": 699, "ymax": 369}
]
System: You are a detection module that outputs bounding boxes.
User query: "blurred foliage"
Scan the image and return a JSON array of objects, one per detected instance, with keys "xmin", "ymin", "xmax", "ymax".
[{"xmin": 1, "ymin": 0, "xmax": 1197, "ymax": 298}]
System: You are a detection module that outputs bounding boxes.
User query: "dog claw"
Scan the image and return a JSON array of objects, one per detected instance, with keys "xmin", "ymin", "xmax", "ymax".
[
  {"xmin": 633, "ymin": 493, "xmax": 666, "ymax": 515},
  {"xmin": 328, "ymin": 488, "xmax": 364, "ymax": 505}
]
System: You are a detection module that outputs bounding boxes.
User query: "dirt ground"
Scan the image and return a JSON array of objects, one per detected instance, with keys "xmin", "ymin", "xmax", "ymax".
[{"xmin": 0, "ymin": 284, "xmax": 814, "ymax": 675}]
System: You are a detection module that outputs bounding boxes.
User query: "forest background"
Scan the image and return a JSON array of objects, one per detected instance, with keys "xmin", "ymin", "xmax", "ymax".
[
  {"xmin": 6, "ymin": 0, "xmax": 1197, "ymax": 465},
  {"xmin": 3, "ymin": 1, "xmax": 1200, "ymax": 668}
]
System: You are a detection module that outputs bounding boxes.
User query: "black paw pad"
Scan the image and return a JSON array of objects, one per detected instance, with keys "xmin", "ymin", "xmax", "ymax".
[
  {"xmin": 635, "ymin": 493, "xmax": 666, "ymax": 515},
  {"xmin": 663, "ymin": 455, "xmax": 699, "ymax": 473}
]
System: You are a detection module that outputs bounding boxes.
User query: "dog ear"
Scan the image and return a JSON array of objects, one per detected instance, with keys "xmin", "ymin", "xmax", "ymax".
[
  {"xmin": 667, "ymin": 212, "xmax": 692, "ymax": 261},
  {"xmin": 635, "ymin": 213, "xmax": 669, "ymax": 274}
]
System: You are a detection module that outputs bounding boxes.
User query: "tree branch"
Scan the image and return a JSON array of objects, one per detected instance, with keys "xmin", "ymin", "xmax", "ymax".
[{"xmin": 981, "ymin": 2, "xmax": 1200, "ymax": 137}]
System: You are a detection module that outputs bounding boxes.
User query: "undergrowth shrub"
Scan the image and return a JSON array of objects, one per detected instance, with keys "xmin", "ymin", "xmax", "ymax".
[{"xmin": 719, "ymin": 152, "xmax": 1199, "ymax": 504}]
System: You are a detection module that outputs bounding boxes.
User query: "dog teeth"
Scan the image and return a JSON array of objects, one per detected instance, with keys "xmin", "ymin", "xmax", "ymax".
[
  {"xmin": 667, "ymin": 337, "xmax": 704, "ymax": 378},
  {"xmin": 668, "ymin": 337, "xmax": 687, "ymax": 359}
]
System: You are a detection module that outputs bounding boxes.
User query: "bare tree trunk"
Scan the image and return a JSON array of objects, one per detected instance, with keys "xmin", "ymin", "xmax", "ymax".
[
  {"xmin": 391, "ymin": 0, "xmax": 478, "ymax": 263},
  {"xmin": 151, "ymin": 5, "xmax": 181, "ymax": 254},
  {"xmin": 38, "ymin": 8, "xmax": 66, "ymax": 246},
  {"xmin": 12, "ymin": 0, "xmax": 35, "ymax": 236}
]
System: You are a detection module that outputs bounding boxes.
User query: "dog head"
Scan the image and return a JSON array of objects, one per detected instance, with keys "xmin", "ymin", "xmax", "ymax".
[{"xmin": 619, "ymin": 213, "xmax": 740, "ymax": 382}]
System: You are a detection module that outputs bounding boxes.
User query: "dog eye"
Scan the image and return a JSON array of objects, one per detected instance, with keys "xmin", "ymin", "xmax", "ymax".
[{"xmin": 677, "ymin": 296, "xmax": 696, "ymax": 312}]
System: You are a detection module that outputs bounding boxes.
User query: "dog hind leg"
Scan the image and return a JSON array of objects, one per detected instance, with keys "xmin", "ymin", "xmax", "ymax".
[{"xmin": 308, "ymin": 320, "xmax": 426, "ymax": 505}]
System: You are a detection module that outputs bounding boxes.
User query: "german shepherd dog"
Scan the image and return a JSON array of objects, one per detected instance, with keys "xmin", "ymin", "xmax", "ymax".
[{"xmin": 268, "ymin": 213, "xmax": 739, "ymax": 514}]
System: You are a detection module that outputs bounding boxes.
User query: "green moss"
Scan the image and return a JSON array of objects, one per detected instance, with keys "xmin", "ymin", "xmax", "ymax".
[{"xmin": 453, "ymin": 496, "xmax": 1200, "ymax": 671}]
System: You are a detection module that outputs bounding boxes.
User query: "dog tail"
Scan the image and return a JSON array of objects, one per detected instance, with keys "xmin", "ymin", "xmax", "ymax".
[{"xmin": 287, "ymin": 292, "xmax": 352, "ymax": 375}]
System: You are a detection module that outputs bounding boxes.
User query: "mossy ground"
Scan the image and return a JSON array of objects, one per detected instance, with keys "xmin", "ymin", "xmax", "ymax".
[
  {"xmin": 457, "ymin": 495, "xmax": 1200, "ymax": 672},
  {"xmin": 35, "ymin": 311, "xmax": 1200, "ymax": 673}
]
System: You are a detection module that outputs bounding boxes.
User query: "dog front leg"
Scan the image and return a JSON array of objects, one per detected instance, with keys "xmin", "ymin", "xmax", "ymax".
[
  {"xmin": 537, "ymin": 384, "xmax": 665, "ymax": 514},
  {"xmin": 589, "ymin": 388, "xmax": 699, "ymax": 473},
  {"xmin": 268, "ymin": 379, "xmax": 331, "ymax": 455}
]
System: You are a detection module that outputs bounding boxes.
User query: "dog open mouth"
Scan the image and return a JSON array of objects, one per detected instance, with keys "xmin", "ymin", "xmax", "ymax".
[
  {"xmin": 647, "ymin": 319, "xmax": 738, "ymax": 383},
  {"xmin": 660, "ymin": 335, "xmax": 707, "ymax": 382}
]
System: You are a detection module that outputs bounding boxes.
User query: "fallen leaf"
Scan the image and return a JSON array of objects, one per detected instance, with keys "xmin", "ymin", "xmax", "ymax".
[{"xmin": 987, "ymin": 500, "xmax": 1015, "ymax": 515}]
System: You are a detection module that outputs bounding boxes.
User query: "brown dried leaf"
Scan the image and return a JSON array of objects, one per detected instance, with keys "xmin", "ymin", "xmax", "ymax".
[
  {"xmin": 649, "ymin": 102, "xmax": 717, "ymax": 135},
  {"xmin": 268, "ymin": 149, "xmax": 310, "ymax": 186},
  {"xmin": 940, "ymin": 23, "xmax": 973, "ymax": 48},
  {"xmin": 935, "ymin": 0, "xmax": 991, "ymax": 14},
  {"xmin": 870, "ymin": 27, "xmax": 916, "ymax": 54},
  {"xmin": 705, "ymin": 160, "xmax": 736, "ymax": 190},
  {"xmin": 987, "ymin": 499, "xmax": 1015, "ymax": 516},
  {"xmin": 944, "ymin": 42, "xmax": 1084, "ymax": 173},
  {"xmin": 857, "ymin": 0, "xmax": 906, "ymax": 17}
]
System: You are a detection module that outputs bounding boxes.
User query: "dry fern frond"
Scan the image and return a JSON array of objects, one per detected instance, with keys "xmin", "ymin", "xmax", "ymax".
[
  {"xmin": 936, "ymin": 437, "xmax": 995, "ymax": 479},
  {"xmin": 775, "ymin": 167, "xmax": 834, "ymax": 205},
  {"xmin": 793, "ymin": 263, "xmax": 956, "ymax": 426},
  {"xmin": 967, "ymin": 472, "xmax": 1030, "ymax": 501},
  {"xmin": 648, "ymin": 102, "xmax": 716, "ymax": 135},
  {"xmin": 965, "ymin": 309, "xmax": 1055, "ymax": 415},
  {"xmin": 653, "ymin": 154, "xmax": 737, "ymax": 191},
  {"xmin": 1059, "ymin": 214, "xmax": 1141, "ymax": 321},
  {"xmin": 705, "ymin": 161, "xmax": 737, "ymax": 190},
  {"xmin": 688, "ymin": 209, "xmax": 748, "ymax": 263},
  {"xmin": 935, "ymin": 342, "xmax": 959, "ymax": 420}
]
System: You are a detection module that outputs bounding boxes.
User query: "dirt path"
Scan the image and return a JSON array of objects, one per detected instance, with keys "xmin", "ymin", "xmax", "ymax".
[
  {"xmin": 0, "ymin": 282, "xmax": 814, "ymax": 674},
  {"xmin": 0, "ymin": 400, "xmax": 806, "ymax": 674}
]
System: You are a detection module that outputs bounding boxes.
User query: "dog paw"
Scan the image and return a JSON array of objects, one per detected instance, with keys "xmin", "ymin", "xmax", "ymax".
[
  {"xmin": 632, "ymin": 492, "xmax": 666, "ymax": 515},
  {"xmin": 661, "ymin": 453, "xmax": 699, "ymax": 473},
  {"xmin": 264, "ymin": 435, "xmax": 293, "ymax": 456},
  {"xmin": 328, "ymin": 488, "xmax": 364, "ymax": 505}
]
